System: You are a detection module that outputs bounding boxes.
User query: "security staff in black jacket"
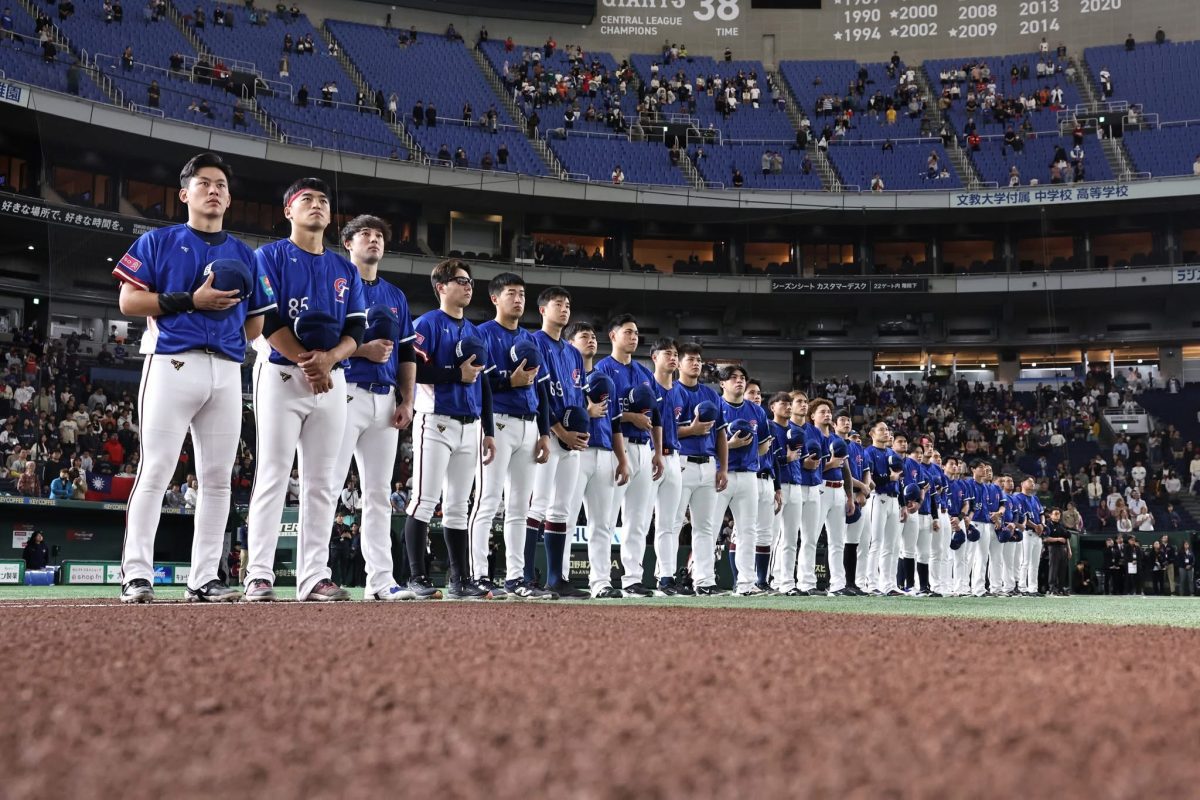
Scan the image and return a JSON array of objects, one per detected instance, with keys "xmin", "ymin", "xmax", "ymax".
[{"xmin": 1104, "ymin": 536, "xmax": 1123, "ymax": 595}]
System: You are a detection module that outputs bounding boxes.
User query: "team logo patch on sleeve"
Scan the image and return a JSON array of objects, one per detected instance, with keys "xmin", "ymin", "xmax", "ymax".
[
  {"xmin": 260, "ymin": 275, "xmax": 275, "ymax": 298},
  {"xmin": 413, "ymin": 331, "xmax": 424, "ymax": 346},
  {"xmin": 119, "ymin": 253, "xmax": 142, "ymax": 272},
  {"xmin": 333, "ymin": 277, "xmax": 349, "ymax": 303}
]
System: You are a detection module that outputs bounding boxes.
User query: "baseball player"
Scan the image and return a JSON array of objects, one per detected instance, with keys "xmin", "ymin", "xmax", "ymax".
[
  {"xmin": 403, "ymin": 258, "xmax": 496, "ymax": 601},
  {"xmin": 466, "ymin": 272, "xmax": 554, "ymax": 600},
  {"xmin": 243, "ymin": 177, "xmax": 366, "ymax": 602},
  {"xmin": 911, "ymin": 442, "xmax": 936, "ymax": 596},
  {"xmin": 968, "ymin": 461, "xmax": 1004, "ymax": 597},
  {"xmin": 114, "ymin": 152, "xmax": 261, "ymax": 603},
  {"xmin": 1016, "ymin": 476, "xmax": 1046, "ymax": 596},
  {"xmin": 743, "ymin": 378, "xmax": 780, "ymax": 593},
  {"xmin": 774, "ymin": 392, "xmax": 821, "ymax": 595},
  {"xmin": 998, "ymin": 475, "xmax": 1021, "ymax": 596},
  {"xmin": 672, "ymin": 342, "xmax": 728, "ymax": 596},
  {"xmin": 766, "ymin": 392, "xmax": 802, "ymax": 594},
  {"xmin": 946, "ymin": 458, "xmax": 974, "ymax": 596},
  {"xmin": 893, "ymin": 433, "xmax": 925, "ymax": 593},
  {"xmin": 863, "ymin": 421, "xmax": 905, "ymax": 596},
  {"xmin": 805, "ymin": 398, "xmax": 854, "ymax": 596},
  {"xmin": 595, "ymin": 314, "xmax": 663, "ymax": 597},
  {"xmin": 528, "ymin": 286, "xmax": 589, "ymax": 598},
  {"xmin": 326, "ymin": 215, "xmax": 419, "ymax": 602},
  {"xmin": 713, "ymin": 365, "xmax": 761, "ymax": 596},
  {"xmin": 565, "ymin": 321, "xmax": 629, "ymax": 598},
  {"xmin": 837, "ymin": 415, "xmax": 871, "ymax": 596},
  {"xmin": 927, "ymin": 451, "xmax": 952, "ymax": 597},
  {"xmin": 650, "ymin": 338, "xmax": 685, "ymax": 595}
]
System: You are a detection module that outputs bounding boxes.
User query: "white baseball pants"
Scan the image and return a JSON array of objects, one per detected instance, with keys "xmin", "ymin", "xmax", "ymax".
[
  {"xmin": 771, "ymin": 484, "xmax": 811, "ymax": 592},
  {"xmin": 713, "ymin": 471, "xmax": 758, "ymax": 593},
  {"xmin": 676, "ymin": 458, "xmax": 718, "ymax": 589},
  {"xmin": 613, "ymin": 442, "xmax": 655, "ymax": 589},
  {"xmin": 245, "ymin": 361, "xmax": 346, "ymax": 599},
  {"xmin": 1020, "ymin": 534, "xmax": 1044, "ymax": 593},
  {"xmin": 566, "ymin": 447, "xmax": 619, "ymax": 593},
  {"xmin": 331, "ymin": 385, "xmax": 401, "ymax": 596},
  {"xmin": 122, "ymin": 352, "xmax": 241, "ymax": 590},
  {"xmin": 653, "ymin": 453, "xmax": 683, "ymax": 581},
  {"xmin": 821, "ymin": 485, "xmax": 849, "ymax": 592},
  {"xmin": 867, "ymin": 494, "xmax": 901, "ymax": 593},
  {"xmin": 467, "ymin": 413, "xmax": 540, "ymax": 582}
]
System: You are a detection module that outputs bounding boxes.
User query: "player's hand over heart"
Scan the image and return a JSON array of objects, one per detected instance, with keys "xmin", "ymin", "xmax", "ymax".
[
  {"xmin": 510, "ymin": 359, "xmax": 539, "ymax": 387},
  {"xmin": 192, "ymin": 272, "xmax": 241, "ymax": 311},
  {"xmin": 459, "ymin": 355, "xmax": 484, "ymax": 384},
  {"xmin": 359, "ymin": 339, "xmax": 393, "ymax": 364}
]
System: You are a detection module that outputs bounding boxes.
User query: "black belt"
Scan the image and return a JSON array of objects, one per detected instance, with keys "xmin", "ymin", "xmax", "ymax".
[
  {"xmin": 686, "ymin": 455, "xmax": 710, "ymax": 464},
  {"xmin": 447, "ymin": 414, "xmax": 478, "ymax": 424},
  {"xmin": 628, "ymin": 438, "xmax": 650, "ymax": 446},
  {"xmin": 662, "ymin": 447, "xmax": 676, "ymax": 456},
  {"xmin": 354, "ymin": 382, "xmax": 393, "ymax": 395},
  {"xmin": 188, "ymin": 347, "xmax": 238, "ymax": 363},
  {"xmin": 499, "ymin": 412, "xmax": 536, "ymax": 421},
  {"xmin": 756, "ymin": 470, "xmax": 773, "ymax": 480}
]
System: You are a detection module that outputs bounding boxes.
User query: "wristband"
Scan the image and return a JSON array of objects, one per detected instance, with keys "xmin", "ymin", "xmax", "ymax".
[{"xmin": 158, "ymin": 291, "xmax": 195, "ymax": 315}]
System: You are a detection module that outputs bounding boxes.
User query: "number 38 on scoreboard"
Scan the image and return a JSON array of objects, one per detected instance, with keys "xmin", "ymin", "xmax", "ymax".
[{"xmin": 600, "ymin": 0, "xmax": 742, "ymax": 23}]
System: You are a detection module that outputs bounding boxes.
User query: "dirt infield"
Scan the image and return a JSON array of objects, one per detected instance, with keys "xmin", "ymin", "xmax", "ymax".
[{"xmin": 2, "ymin": 602, "xmax": 1198, "ymax": 798}]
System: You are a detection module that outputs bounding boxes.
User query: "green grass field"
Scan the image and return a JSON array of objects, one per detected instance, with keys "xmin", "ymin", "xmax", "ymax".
[{"xmin": 2, "ymin": 585, "xmax": 1198, "ymax": 628}]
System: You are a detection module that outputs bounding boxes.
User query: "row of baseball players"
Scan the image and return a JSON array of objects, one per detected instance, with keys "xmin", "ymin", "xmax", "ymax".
[{"xmin": 112, "ymin": 151, "xmax": 1052, "ymax": 604}]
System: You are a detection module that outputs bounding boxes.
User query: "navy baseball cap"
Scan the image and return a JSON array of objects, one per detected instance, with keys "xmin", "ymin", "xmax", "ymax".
[
  {"xmin": 694, "ymin": 400, "xmax": 719, "ymax": 423},
  {"xmin": 950, "ymin": 530, "xmax": 966, "ymax": 550},
  {"xmin": 965, "ymin": 523, "xmax": 981, "ymax": 542},
  {"xmin": 902, "ymin": 483, "xmax": 922, "ymax": 505},
  {"xmin": 627, "ymin": 384, "xmax": 656, "ymax": 415},
  {"xmin": 558, "ymin": 405, "xmax": 589, "ymax": 450},
  {"xmin": 887, "ymin": 453, "xmax": 905, "ymax": 473},
  {"xmin": 198, "ymin": 258, "xmax": 253, "ymax": 320},
  {"xmin": 455, "ymin": 334, "xmax": 488, "ymax": 368},
  {"xmin": 509, "ymin": 340, "xmax": 542, "ymax": 372},
  {"xmin": 786, "ymin": 426, "xmax": 805, "ymax": 451},
  {"xmin": 727, "ymin": 419, "xmax": 753, "ymax": 440},
  {"xmin": 293, "ymin": 310, "xmax": 342, "ymax": 351},
  {"xmin": 585, "ymin": 373, "xmax": 615, "ymax": 405},
  {"xmin": 365, "ymin": 303, "xmax": 400, "ymax": 343},
  {"xmin": 829, "ymin": 438, "xmax": 848, "ymax": 459}
]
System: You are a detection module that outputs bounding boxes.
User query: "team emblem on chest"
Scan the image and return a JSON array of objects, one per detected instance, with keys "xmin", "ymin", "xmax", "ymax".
[{"xmin": 333, "ymin": 277, "xmax": 349, "ymax": 303}]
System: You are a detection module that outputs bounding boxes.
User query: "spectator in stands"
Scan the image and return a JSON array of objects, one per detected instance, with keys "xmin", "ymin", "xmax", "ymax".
[
  {"xmin": 611, "ymin": 165, "xmax": 624, "ymax": 185},
  {"xmin": 870, "ymin": 173, "xmax": 884, "ymax": 192},
  {"xmin": 1128, "ymin": 490, "xmax": 1154, "ymax": 531},
  {"xmin": 1178, "ymin": 541, "xmax": 1194, "ymax": 596},
  {"xmin": 49, "ymin": 468, "xmax": 72, "ymax": 500},
  {"xmin": 1009, "ymin": 165, "xmax": 1021, "ymax": 187},
  {"xmin": 480, "ymin": 151, "xmax": 493, "ymax": 170},
  {"xmin": 801, "ymin": 155, "xmax": 812, "ymax": 175},
  {"xmin": 232, "ymin": 105, "xmax": 246, "ymax": 128},
  {"xmin": 1062, "ymin": 501, "xmax": 1083, "ymax": 535},
  {"xmin": 497, "ymin": 142, "xmax": 509, "ymax": 167},
  {"xmin": 425, "ymin": 102, "xmax": 437, "ymax": 127},
  {"xmin": 41, "ymin": 36, "xmax": 55, "ymax": 63},
  {"xmin": 1151, "ymin": 541, "xmax": 1169, "ymax": 595},
  {"xmin": 286, "ymin": 467, "xmax": 300, "ymax": 506},
  {"xmin": 390, "ymin": 481, "xmax": 408, "ymax": 514},
  {"xmin": 436, "ymin": 143, "xmax": 450, "ymax": 165},
  {"xmin": 17, "ymin": 461, "xmax": 40, "ymax": 496},
  {"xmin": 147, "ymin": 81, "xmax": 160, "ymax": 108},
  {"xmin": 71, "ymin": 472, "xmax": 86, "ymax": 500},
  {"xmin": 163, "ymin": 482, "xmax": 185, "ymax": 507},
  {"xmin": 445, "ymin": 22, "xmax": 460, "ymax": 41},
  {"xmin": 296, "ymin": 84, "xmax": 308, "ymax": 107},
  {"xmin": 453, "ymin": 147, "xmax": 468, "ymax": 168},
  {"xmin": 1124, "ymin": 33, "xmax": 1135, "ymax": 51},
  {"xmin": 1104, "ymin": 536, "xmax": 1122, "ymax": 594},
  {"xmin": 65, "ymin": 59, "xmax": 81, "ymax": 95},
  {"xmin": 1156, "ymin": 27, "xmax": 1166, "ymax": 44},
  {"xmin": 0, "ymin": 7, "xmax": 13, "ymax": 43},
  {"xmin": 23, "ymin": 531, "xmax": 49, "ymax": 571},
  {"xmin": 199, "ymin": 99, "xmax": 213, "ymax": 119},
  {"xmin": 1192, "ymin": 155, "xmax": 1200, "ymax": 177},
  {"xmin": 183, "ymin": 476, "xmax": 198, "ymax": 508},
  {"xmin": 288, "ymin": 3, "xmax": 299, "ymax": 20},
  {"xmin": 731, "ymin": 168, "xmax": 743, "ymax": 188}
]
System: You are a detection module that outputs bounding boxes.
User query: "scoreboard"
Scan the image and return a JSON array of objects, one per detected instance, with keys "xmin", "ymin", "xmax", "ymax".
[{"xmin": 827, "ymin": 0, "xmax": 1128, "ymax": 47}]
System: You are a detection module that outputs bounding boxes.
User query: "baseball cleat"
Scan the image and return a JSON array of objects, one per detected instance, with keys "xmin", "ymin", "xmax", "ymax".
[
  {"xmin": 830, "ymin": 588, "xmax": 855, "ymax": 597},
  {"xmin": 304, "ymin": 579, "xmax": 351, "ymax": 602},
  {"xmin": 885, "ymin": 589, "xmax": 905, "ymax": 597},
  {"xmin": 369, "ymin": 585, "xmax": 418, "ymax": 601},
  {"xmin": 736, "ymin": 585, "xmax": 766, "ymax": 597},
  {"xmin": 547, "ymin": 580, "xmax": 589, "ymax": 599},
  {"xmin": 782, "ymin": 588, "xmax": 810, "ymax": 597},
  {"xmin": 243, "ymin": 578, "xmax": 277, "ymax": 602},
  {"xmin": 593, "ymin": 585, "xmax": 623, "ymax": 599},
  {"xmin": 445, "ymin": 578, "xmax": 491, "ymax": 601},
  {"xmin": 694, "ymin": 585, "xmax": 725, "ymax": 596},
  {"xmin": 755, "ymin": 582, "xmax": 779, "ymax": 595},
  {"xmin": 674, "ymin": 582, "xmax": 696, "ymax": 596},
  {"xmin": 120, "ymin": 578, "xmax": 154, "ymax": 604},
  {"xmin": 407, "ymin": 576, "xmax": 443, "ymax": 600},
  {"xmin": 474, "ymin": 578, "xmax": 508, "ymax": 599},
  {"xmin": 622, "ymin": 582, "xmax": 653, "ymax": 597},
  {"xmin": 655, "ymin": 579, "xmax": 679, "ymax": 597},
  {"xmin": 185, "ymin": 579, "xmax": 242, "ymax": 603},
  {"xmin": 504, "ymin": 580, "xmax": 557, "ymax": 600}
]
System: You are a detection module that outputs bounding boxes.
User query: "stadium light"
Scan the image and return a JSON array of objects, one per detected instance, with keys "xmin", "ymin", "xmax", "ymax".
[
  {"xmin": 1137, "ymin": 358, "xmax": 1144, "ymax": 364},
  {"xmin": 26, "ymin": 244, "xmax": 34, "ymax": 250},
  {"xmin": 1032, "ymin": 362, "xmax": 1038, "ymax": 367},
  {"xmin": 32, "ymin": 298, "xmax": 40, "ymax": 305}
]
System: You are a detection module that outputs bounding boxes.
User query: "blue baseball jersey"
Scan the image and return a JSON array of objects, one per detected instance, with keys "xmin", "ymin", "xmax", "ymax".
[
  {"xmin": 1020, "ymin": 492, "xmax": 1045, "ymax": 526},
  {"xmin": 412, "ymin": 310, "xmax": 490, "ymax": 417},
  {"xmin": 927, "ymin": 463, "xmax": 949, "ymax": 512},
  {"xmin": 674, "ymin": 380, "xmax": 725, "ymax": 458},
  {"xmin": 949, "ymin": 478, "xmax": 972, "ymax": 519},
  {"xmin": 770, "ymin": 420, "xmax": 800, "ymax": 484},
  {"xmin": 533, "ymin": 330, "xmax": 583, "ymax": 425},
  {"xmin": 846, "ymin": 439, "xmax": 867, "ymax": 482},
  {"xmin": 254, "ymin": 239, "xmax": 365, "ymax": 367},
  {"xmin": 594, "ymin": 356, "xmax": 658, "ymax": 444},
  {"xmin": 1000, "ymin": 492, "xmax": 1019, "ymax": 531},
  {"xmin": 656, "ymin": 379, "xmax": 681, "ymax": 453},
  {"xmin": 971, "ymin": 481, "xmax": 1004, "ymax": 524},
  {"xmin": 478, "ymin": 320, "xmax": 546, "ymax": 417},
  {"xmin": 798, "ymin": 423, "xmax": 823, "ymax": 487},
  {"xmin": 750, "ymin": 402, "xmax": 773, "ymax": 476},
  {"xmin": 344, "ymin": 277, "xmax": 416, "ymax": 389},
  {"xmin": 720, "ymin": 398, "xmax": 761, "ymax": 473},
  {"xmin": 918, "ymin": 462, "xmax": 940, "ymax": 515},
  {"xmin": 583, "ymin": 368, "xmax": 621, "ymax": 451},
  {"xmin": 818, "ymin": 429, "xmax": 846, "ymax": 482},
  {"xmin": 865, "ymin": 445, "xmax": 900, "ymax": 496},
  {"xmin": 112, "ymin": 224, "xmax": 265, "ymax": 362}
]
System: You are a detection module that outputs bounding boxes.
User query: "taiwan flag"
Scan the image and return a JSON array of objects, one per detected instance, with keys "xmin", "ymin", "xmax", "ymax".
[{"xmin": 85, "ymin": 474, "xmax": 135, "ymax": 502}]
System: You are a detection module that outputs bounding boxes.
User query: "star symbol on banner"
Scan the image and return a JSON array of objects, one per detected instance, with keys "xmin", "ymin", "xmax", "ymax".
[
  {"xmin": 833, "ymin": 31, "xmax": 843, "ymax": 40},
  {"xmin": 890, "ymin": 28, "xmax": 900, "ymax": 37}
]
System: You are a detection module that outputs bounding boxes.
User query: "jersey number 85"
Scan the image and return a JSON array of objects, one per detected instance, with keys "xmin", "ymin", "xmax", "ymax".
[{"xmin": 287, "ymin": 296, "xmax": 310, "ymax": 319}]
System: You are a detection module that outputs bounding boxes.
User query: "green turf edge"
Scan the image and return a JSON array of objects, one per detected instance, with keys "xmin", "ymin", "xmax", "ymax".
[{"xmin": 1, "ymin": 586, "xmax": 1198, "ymax": 629}]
